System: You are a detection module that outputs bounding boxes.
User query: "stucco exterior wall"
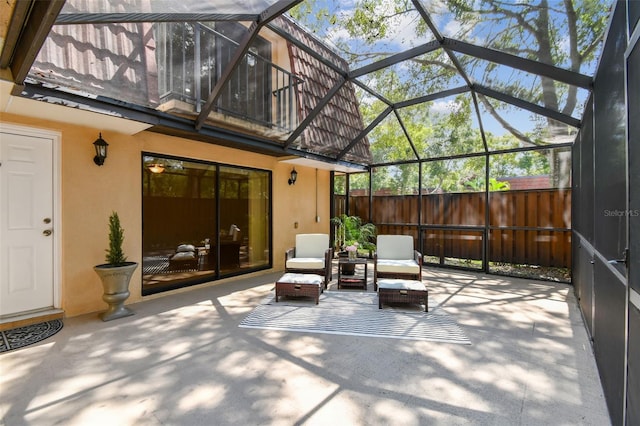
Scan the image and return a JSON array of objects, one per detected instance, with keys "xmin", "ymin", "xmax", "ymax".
[{"xmin": 0, "ymin": 112, "xmax": 331, "ymax": 318}]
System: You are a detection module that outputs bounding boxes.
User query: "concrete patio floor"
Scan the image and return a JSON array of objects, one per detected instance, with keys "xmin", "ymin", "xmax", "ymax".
[{"xmin": 0, "ymin": 267, "xmax": 610, "ymax": 425}]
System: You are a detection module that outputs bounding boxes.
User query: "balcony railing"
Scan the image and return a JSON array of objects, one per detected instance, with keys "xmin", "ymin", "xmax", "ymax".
[{"xmin": 155, "ymin": 22, "xmax": 301, "ymax": 133}]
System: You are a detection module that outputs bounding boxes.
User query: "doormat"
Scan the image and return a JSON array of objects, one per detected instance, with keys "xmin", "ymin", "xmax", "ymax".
[
  {"xmin": 240, "ymin": 291, "xmax": 471, "ymax": 345},
  {"xmin": 0, "ymin": 319, "xmax": 63, "ymax": 353}
]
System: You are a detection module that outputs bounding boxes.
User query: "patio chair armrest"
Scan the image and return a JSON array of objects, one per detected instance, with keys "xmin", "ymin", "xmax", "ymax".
[
  {"xmin": 324, "ymin": 247, "xmax": 333, "ymax": 262},
  {"xmin": 373, "ymin": 252, "xmax": 378, "ymax": 284},
  {"xmin": 414, "ymin": 250, "xmax": 423, "ymax": 269},
  {"xmin": 324, "ymin": 248, "xmax": 333, "ymax": 283},
  {"xmin": 285, "ymin": 247, "xmax": 295, "ymax": 262},
  {"xmin": 323, "ymin": 247, "xmax": 331, "ymax": 264}
]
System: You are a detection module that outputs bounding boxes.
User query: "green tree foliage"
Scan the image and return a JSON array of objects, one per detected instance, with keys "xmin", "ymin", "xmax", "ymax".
[
  {"xmin": 331, "ymin": 214, "xmax": 377, "ymax": 251},
  {"xmin": 294, "ymin": 0, "xmax": 608, "ymax": 192}
]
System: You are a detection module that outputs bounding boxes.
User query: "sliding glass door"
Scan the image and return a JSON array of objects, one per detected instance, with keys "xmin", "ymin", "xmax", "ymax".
[{"xmin": 142, "ymin": 154, "xmax": 271, "ymax": 295}]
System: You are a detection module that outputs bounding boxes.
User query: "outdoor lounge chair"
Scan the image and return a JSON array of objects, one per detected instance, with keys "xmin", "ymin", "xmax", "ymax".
[
  {"xmin": 373, "ymin": 235, "xmax": 422, "ymax": 290},
  {"xmin": 285, "ymin": 233, "xmax": 333, "ymax": 288}
]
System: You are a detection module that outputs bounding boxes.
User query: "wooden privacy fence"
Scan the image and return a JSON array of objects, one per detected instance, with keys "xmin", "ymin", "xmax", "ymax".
[{"xmin": 336, "ymin": 189, "xmax": 571, "ymax": 268}]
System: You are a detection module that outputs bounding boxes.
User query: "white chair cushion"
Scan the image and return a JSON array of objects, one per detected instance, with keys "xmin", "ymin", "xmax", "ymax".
[
  {"xmin": 286, "ymin": 257, "xmax": 325, "ymax": 270},
  {"xmin": 177, "ymin": 244, "xmax": 196, "ymax": 253},
  {"xmin": 376, "ymin": 259, "xmax": 420, "ymax": 275},
  {"xmin": 295, "ymin": 234, "xmax": 329, "ymax": 258},
  {"xmin": 171, "ymin": 251, "xmax": 197, "ymax": 261},
  {"xmin": 376, "ymin": 235, "xmax": 414, "ymax": 260},
  {"xmin": 377, "ymin": 279, "xmax": 426, "ymax": 291},
  {"xmin": 278, "ymin": 273, "xmax": 323, "ymax": 286}
]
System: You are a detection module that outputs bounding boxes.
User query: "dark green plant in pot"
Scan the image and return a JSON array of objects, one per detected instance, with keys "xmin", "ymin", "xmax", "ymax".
[
  {"xmin": 105, "ymin": 211, "xmax": 127, "ymax": 265},
  {"xmin": 331, "ymin": 214, "xmax": 377, "ymax": 253},
  {"xmin": 94, "ymin": 211, "xmax": 137, "ymax": 321}
]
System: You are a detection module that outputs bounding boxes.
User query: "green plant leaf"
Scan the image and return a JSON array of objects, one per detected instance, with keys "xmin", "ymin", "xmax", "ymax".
[{"xmin": 105, "ymin": 211, "xmax": 127, "ymax": 265}]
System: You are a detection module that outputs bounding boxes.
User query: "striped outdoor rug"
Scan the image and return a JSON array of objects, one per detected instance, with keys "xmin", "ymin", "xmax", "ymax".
[{"xmin": 239, "ymin": 291, "xmax": 471, "ymax": 344}]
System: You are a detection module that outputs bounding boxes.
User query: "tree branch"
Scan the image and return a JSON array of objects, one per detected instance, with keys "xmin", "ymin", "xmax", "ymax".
[
  {"xmin": 474, "ymin": 3, "xmax": 538, "ymax": 34},
  {"xmin": 563, "ymin": 0, "xmax": 580, "ymax": 71},
  {"xmin": 411, "ymin": 58, "xmax": 458, "ymax": 73},
  {"xmin": 477, "ymin": 93, "xmax": 538, "ymax": 146}
]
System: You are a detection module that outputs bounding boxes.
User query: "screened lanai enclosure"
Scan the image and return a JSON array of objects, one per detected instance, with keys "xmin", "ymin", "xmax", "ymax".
[
  {"xmin": 11, "ymin": 0, "xmax": 606, "ymax": 282},
  {"xmin": 1, "ymin": 0, "xmax": 639, "ymax": 424}
]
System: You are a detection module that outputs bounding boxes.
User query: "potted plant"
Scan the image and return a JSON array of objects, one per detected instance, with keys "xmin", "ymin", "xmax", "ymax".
[
  {"xmin": 331, "ymin": 214, "xmax": 377, "ymax": 255},
  {"xmin": 331, "ymin": 214, "xmax": 377, "ymax": 274},
  {"xmin": 93, "ymin": 211, "xmax": 138, "ymax": 321}
]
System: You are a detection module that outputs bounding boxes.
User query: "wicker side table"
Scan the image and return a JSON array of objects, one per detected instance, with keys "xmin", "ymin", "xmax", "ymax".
[
  {"xmin": 275, "ymin": 273, "xmax": 323, "ymax": 304},
  {"xmin": 337, "ymin": 257, "xmax": 368, "ymax": 290},
  {"xmin": 377, "ymin": 279, "xmax": 428, "ymax": 312}
]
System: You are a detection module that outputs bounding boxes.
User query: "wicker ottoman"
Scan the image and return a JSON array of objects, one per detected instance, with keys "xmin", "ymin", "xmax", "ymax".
[
  {"xmin": 275, "ymin": 273, "xmax": 323, "ymax": 304},
  {"xmin": 377, "ymin": 279, "xmax": 428, "ymax": 312}
]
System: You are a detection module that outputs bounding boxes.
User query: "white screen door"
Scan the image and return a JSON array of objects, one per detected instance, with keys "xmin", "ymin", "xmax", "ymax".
[{"xmin": 0, "ymin": 130, "xmax": 54, "ymax": 316}]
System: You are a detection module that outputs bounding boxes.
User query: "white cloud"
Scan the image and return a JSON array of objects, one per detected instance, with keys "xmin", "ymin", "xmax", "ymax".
[
  {"xmin": 430, "ymin": 99, "xmax": 461, "ymax": 115},
  {"xmin": 422, "ymin": 0, "xmax": 449, "ymax": 14},
  {"xmin": 442, "ymin": 19, "xmax": 462, "ymax": 37},
  {"xmin": 558, "ymin": 35, "xmax": 570, "ymax": 56}
]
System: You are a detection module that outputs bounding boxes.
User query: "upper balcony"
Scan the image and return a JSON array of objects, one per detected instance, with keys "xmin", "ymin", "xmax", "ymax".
[
  {"xmin": 25, "ymin": 13, "xmax": 371, "ymax": 164},
  {"xmin": 27, "ymin": 20, "xmax": 302, "ymax": 141},
  {"xmin": 154, "ymin": 22, "xmax": 302, "ymax": 139}
]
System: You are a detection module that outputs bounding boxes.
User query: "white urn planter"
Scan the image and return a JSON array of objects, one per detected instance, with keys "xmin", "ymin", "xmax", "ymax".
[{"xmin": 94, "ymin": 262, "xmax": 138, "ymax": 321}]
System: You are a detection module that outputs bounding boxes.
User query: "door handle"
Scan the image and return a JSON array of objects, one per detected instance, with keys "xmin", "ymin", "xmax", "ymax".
[
  {"xmin": 607, "ymin": 248, "xmax": 628, "ymax": 265},
  {"xmin": 43, "ymin": 229, "xmax": 53, "ymax": 236}
]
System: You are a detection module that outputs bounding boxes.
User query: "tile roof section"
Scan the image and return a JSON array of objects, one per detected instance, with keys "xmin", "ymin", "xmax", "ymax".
[
  {"xmin": 277, "ymin": 17, "xmax": 372, "ymax": 164},
  {"xmin": 31, "ymin": 21, "xmax": 157, "ymax": 108}
]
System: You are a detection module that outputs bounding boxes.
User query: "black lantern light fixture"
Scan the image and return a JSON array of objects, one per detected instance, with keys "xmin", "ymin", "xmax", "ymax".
[
  {"xmin": 288, "ymin": 167, "xmax": 298, "ymax": 185},
  {"xmin": 93, "ymin": 133, "xmax": 109, "ymax": 166}
]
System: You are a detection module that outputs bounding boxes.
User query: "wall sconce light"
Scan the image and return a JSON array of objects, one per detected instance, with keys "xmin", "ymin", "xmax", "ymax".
[
  {"xmin": 93, "ymin": 133, "xmax": 108, "ymax": 166},
  {"xmin": 288, "ymin": 167, "xmax": 298, "ymax": 185},
  {"xmin": 148, "ymin": 164, "xmax": 165, "ymax": 174}
]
